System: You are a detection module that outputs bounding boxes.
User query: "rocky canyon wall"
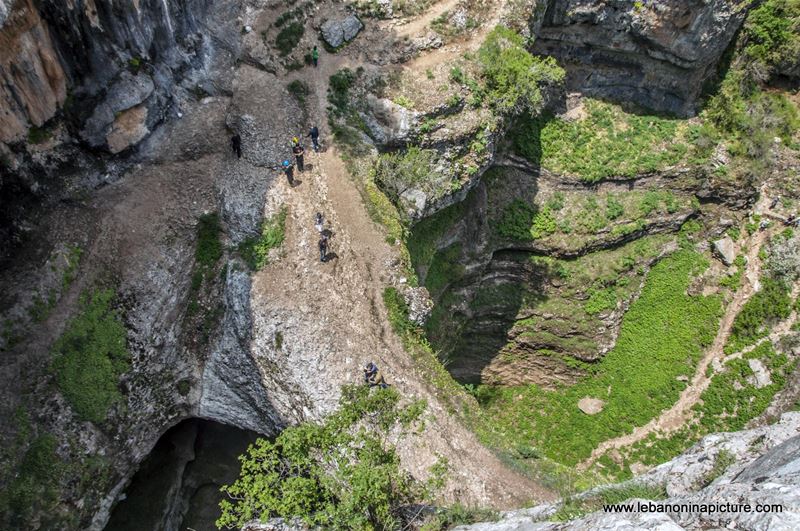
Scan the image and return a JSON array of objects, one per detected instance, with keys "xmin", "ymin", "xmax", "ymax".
[
  {"xmin": 532, "ymin": 0, "xmax": 750, "ymax": 116},
  {"xmin": 1, "ymin": 0, "xmax": 213, "ymax": 150}
]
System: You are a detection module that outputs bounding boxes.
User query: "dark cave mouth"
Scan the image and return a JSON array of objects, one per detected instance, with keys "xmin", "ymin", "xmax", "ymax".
[{"xmin": 104, "ymin": 418, "xmax": 260, "ymax": 531}]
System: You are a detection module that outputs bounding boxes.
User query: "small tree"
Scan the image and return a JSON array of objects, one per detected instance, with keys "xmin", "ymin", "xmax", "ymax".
[
  {"xmin": 217, "ymin": 385, "xmax": 440, "ymax": 530},
  {"xmin": 477, "ymin": 26, "xmax": 564, "ymax": 114}
]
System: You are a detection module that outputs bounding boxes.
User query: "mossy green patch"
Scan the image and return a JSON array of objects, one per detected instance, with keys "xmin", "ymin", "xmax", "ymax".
[{"xmin": 51, "ymin": 289, "xmax": 130, "ymax": 423}]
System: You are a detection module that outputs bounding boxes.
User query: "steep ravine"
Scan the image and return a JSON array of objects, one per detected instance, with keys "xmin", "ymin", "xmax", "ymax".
[{"xmin": 2, "ymin": 0, "xmax": 797, "ymax": 529}]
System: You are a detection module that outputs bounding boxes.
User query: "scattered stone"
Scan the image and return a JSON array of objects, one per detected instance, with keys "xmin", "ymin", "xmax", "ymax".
[
  {"xmin": 320, "ymin": 15, "xmax": 363, "ymax": 48},
  {"xmin": 747, "ymin": 359, "xmax": 772, "ymax": 389},
  {"xmin": 713, "ymin": 236, "xmax": 736, "ymax": 266},
  {"xmin": 577, "ymin": 397, "xmax": 605, "ymax": 415}
]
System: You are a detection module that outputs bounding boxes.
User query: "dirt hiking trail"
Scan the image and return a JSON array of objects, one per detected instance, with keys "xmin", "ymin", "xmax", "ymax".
[{"xmin": 236, "ymin": 4, "xmax": 554, "ymax": 508}]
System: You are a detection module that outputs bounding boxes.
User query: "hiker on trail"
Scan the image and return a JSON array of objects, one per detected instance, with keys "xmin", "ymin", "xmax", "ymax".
[
  {"xmin": 311, "ymin": 46, "xmax": 319, "ymax": 67},
  {"xmin": 315, "ymin": 212, "xmax": 325, "ymax": 233},
  {"xmin": 319, "ymin": 233, "xmax": 329, "ymax": 262},
  {"xmin": 770, "ymin": 196, "xmax": 781, "ymax": 210},
  {"xmin": 293, "ymin": 142, "xmax": 305, "ymax": 172},
  {"xmin": 308, "ymin": 126, "xmax": 320, "ymax": 152},
  {"xmin": 282, "ymin": 160, "xmax": 295, "ymax": 186},
  {"xmin": 231, "ymin": 133, "xmax": 242, "ymax": 159},
  {"xmin": 363, "ymin": 362, "xmax": 388, "ymax": 389}
]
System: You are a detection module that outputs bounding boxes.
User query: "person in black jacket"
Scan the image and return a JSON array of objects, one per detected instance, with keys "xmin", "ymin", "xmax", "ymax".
[
  {"xmin": 308, "ymin": 126, "xmax": 320, "ymax": 152},
  {"xmin": 231, "ymin": 133, "xmax": 242, "ymax": 158},
  {"xmin": 293, "ymin": 142, "xmax": 305, "ymax": 172}
]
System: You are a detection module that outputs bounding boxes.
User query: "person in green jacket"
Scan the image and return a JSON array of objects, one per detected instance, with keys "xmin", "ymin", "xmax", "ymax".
[{"xmin": 311, "ymin": 46, "xmax": 319, "ymax": 67}]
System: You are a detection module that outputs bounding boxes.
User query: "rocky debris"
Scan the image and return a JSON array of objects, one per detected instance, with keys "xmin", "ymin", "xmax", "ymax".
[
  {"xmin": 532, "ymin": 0, "xmax": 750, "ymax": 115},
  {"xmin": 320, "ymin": 15, "xmax": 363, "ymax": 48},
  {"xmin": 401, "ymin": 284, "xmax": 434, "ymax": 326},
  {"xmin": 713, "ymin": 236, "xmax": 736, "ymax": 266},
  {"xmin": 457, "ymin": 413, "xmax": 800, "ymax": 530},
  {"xmin": 577, "ymin": 397, "xmax": 605, "ymax": 415},
  {"xmin": 396, "ymin": 32, "xmax": 444, "ymax": 63},
  {"xmin": 243, "ymin": 520, "xmax": 306, "ymax": 531}
]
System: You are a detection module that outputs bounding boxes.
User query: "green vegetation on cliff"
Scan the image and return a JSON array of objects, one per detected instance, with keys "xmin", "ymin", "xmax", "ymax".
[
  {"xmin": 217, "ymin": 385, "xmax": 437, "ymax": 530},
  {"xmin": 741, "ymin": 0, "xmax": 800, "ymax": 79},
  {"xmin": 475, "ymin": 250, "xmax": 722, "ymax": 465},
  {"xmin": 51, "ymin": 289, "xmax": 130, "ymax": 423},
  {"xmin": 477, "ymin": 26, "xmax": 564, "ymax": 113},
  {"xmin": 724, "ymin": 276, "xmax": 793, "ymax": 354},
  {"xmin": 239, "ymin": 208, "xmax": 287, "ymax": 271},
  {"xmin": 512, "ymin": 99, "xmax": 703, "ymax": 182}
]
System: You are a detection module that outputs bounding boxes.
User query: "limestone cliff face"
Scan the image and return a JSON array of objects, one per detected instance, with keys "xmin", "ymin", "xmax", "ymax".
[
  {"xmin": 0, "ymin": 0, "xmax": 66, "ymax": 145},
  {"xmin": 0, "ymin": 0, "xmax": 213, "ymax": 150},
  {"xmin": 532, "ymin": 0, "xmax": 750, "ymax": 116}
]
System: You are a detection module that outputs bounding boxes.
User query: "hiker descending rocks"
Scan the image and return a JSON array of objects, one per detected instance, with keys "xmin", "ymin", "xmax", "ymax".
[
  {"xmin": 231, "ymin": 133, "xmax": 242, "ymax": 159},
  {"xmin": 282, "ymin": 160, "xmax": 295, "ymax": 186},
  {"xmin": 363, "ymin": 362, "xmax": 388, "ymax": 389},
  {"xmin": 770, "ymin": 196, "xmax": 781, "ymax": 210},
  {"xmin": 293, "ymin": 142, "xmax": 305, "ymax": 172},
  {"xmin": 315, "ymin": 212, "xmax": 325, "ymax": 233},
  {"xmin": 311, "ymin": 45, "xmax": 319, "ymax": 67},
  {"xmin": 319, "ymin": 233, "xmax": 329, "ymax": 262},
  {"xmin": 308, "ymin": 126, "xmax": 320, "ymax": 152}
]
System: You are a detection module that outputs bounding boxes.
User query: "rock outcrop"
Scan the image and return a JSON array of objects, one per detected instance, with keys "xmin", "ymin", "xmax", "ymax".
[
  {"xmin": 532, "ymin": 0, "xmax": 751, "ymax": 116},
  {"xmin": 320, "ymin": 14, "xmax": 363, "ymax": 48},
  {"xmin": 457, "ymin": 412, "xmax": 800, "ymax": 530}
]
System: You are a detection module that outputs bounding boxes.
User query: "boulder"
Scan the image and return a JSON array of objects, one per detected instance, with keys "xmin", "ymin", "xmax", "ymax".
[
  {"xmin": 81, "ymin": 71, "xmax": 155, "ymax": 147},
  {"xmin": 713, "ymin": 236, "xmax": 736, "ymax": 266},
  {"xmin": 320, "ymin": 15, "xmax": 363, "ymax": 48},
  {"xmin": 105, "ymin": 104, "xmax": 150, "ymax": 154},
  {"xmin": 577, "ymin": 397, "xmax": 605, "ymax": 415}
]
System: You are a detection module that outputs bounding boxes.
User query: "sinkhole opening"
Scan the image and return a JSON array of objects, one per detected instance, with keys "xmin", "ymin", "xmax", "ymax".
[{"xmin": 104, "ymin": 418, "xmax": 260, "ymax": 531}]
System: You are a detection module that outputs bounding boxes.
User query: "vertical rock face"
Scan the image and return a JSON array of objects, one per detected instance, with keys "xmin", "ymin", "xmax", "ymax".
[
  {"xmin": 532, "ymin": 0, "xmax": 750, "ymax": 116},
  {"xmin": 0, "ymin": 0, "xmax": 67, "ymax": 144},
  {"xmin": 0, "ymin": 0, "xmax": 212, "ymax": 149}
]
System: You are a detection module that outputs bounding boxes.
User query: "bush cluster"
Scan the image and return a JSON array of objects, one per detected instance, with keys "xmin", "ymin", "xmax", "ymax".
[{"xmin": 217, "ymin": 385, "xmax": 433, "ymax": 530}]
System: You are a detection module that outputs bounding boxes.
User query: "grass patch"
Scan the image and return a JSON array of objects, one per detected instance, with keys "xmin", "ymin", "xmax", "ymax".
[
  {"xmin": 701, "ymin": 449, "xmax": 736, "ymax": 487},
  {"xmin": 27, "ymin": 124, "xmax": 53, "ymax": 144},
  {"xmin": 494, "ymin": 200, "xmax": 557, "ymax": 241},
  {"xmin": 696, "ymin": 342, "xmax": 793, "ymax": 433},
  {"xmin": 512, "ymin": 99, "xmax": 698, "ymax": 182},
  {"xmin": 51, "ymin": 289, "xmax": 130, "ymax": 423},
  {"xmin": 238, "ymin": 208, "xmax": 288, "ymax": 271},
  {"xmin": 407, "ymin": 200, "xmax": 465, "ymax": 271},
  {"xmin": 475, "ymin": 250, "xmax": 722, "ymax": 466}
]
